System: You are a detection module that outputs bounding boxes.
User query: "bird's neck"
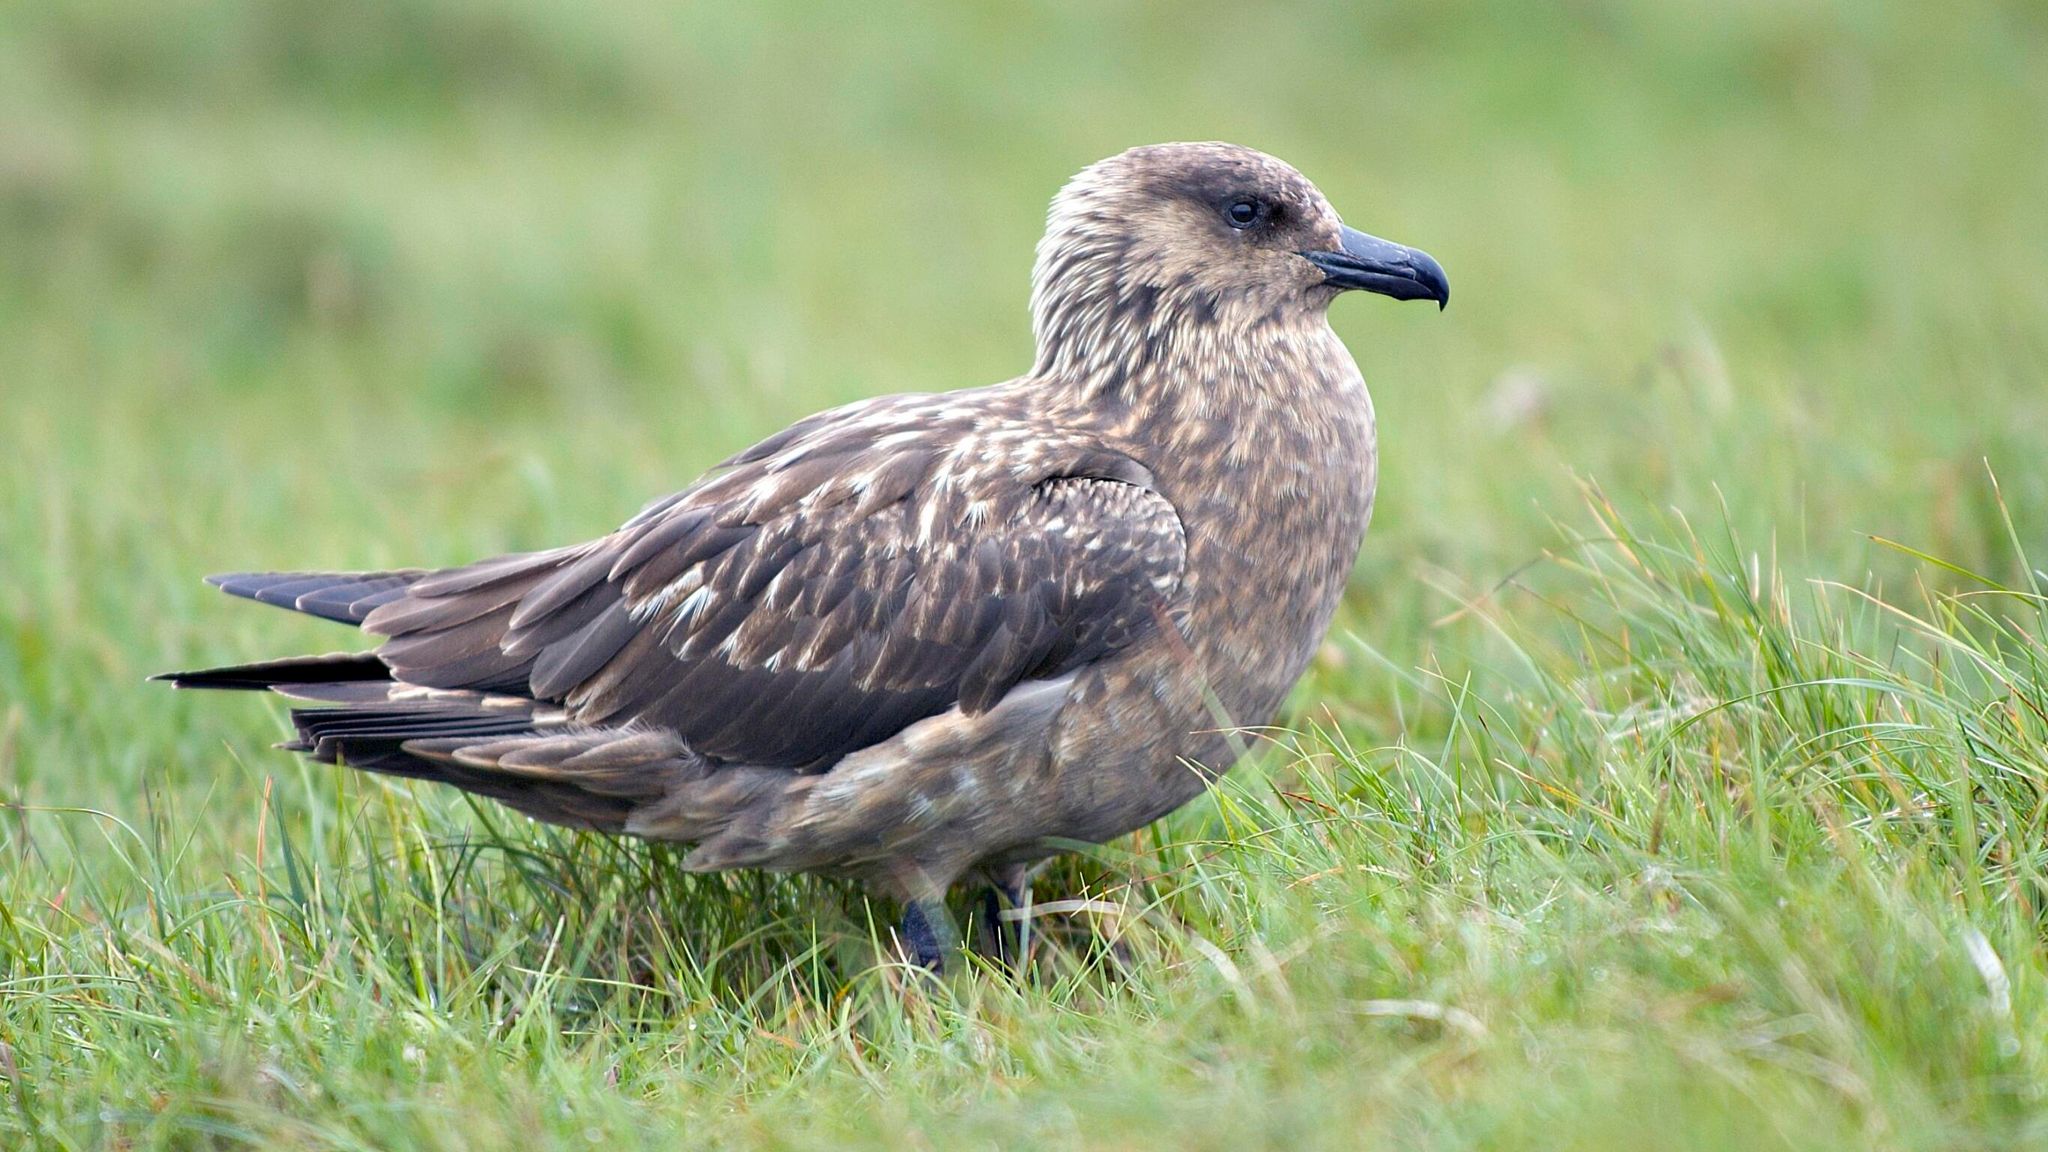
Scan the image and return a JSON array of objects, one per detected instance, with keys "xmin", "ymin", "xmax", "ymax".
[
  {"xmin": 1032, "ymin": 294, "xmax": 1379, "ymax": 735},
  {"xmin": 1031, "ymin": 290, "xmax": 1375, "ymax": 488}
]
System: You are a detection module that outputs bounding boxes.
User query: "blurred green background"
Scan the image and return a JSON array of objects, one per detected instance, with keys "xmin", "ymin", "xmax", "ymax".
[
  {"xmin": 8, "ymin": 0, "xmax": 2046, "ymax": 760},
  {"xmin": 4, "ymin": 1, "xmax": 2048, "ymax": 1147}
]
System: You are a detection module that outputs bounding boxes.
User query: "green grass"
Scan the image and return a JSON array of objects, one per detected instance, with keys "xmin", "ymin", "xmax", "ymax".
[{"xmin": 5, "ymin": 0, "xmax": 2048, "ymax": 1146}]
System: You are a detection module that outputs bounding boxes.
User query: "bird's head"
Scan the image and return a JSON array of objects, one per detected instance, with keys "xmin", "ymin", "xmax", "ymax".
[{"xmin": 1030, "ymin": 142, "xmax": 1446, "ymax": 373}]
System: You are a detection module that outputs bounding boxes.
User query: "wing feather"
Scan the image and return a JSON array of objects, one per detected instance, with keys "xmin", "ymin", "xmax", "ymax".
[{"xmin": 344, "ymin": 394, "xmax": 1186, "ymax": 770}]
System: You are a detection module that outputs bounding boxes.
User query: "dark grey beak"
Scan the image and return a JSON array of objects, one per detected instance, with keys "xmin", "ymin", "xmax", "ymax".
[{"xmin": 1301, "ymin": 226, "xmax": 1449, "ymax": 309}]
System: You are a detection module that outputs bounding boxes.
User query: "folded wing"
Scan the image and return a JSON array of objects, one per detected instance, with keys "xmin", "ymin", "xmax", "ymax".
[{"xmin": 359, "ymin": 397, "xmax": 1189, "ymax": 770}]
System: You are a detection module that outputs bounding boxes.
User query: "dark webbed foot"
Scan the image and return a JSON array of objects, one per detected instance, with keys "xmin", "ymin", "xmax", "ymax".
[
  {"xmin": 895, "ymin": 867, "xmax": 1032, "ymax": 972},
  {"xmin": 894, "ymin": 899, "xmax": 953, "ymax": 971}
]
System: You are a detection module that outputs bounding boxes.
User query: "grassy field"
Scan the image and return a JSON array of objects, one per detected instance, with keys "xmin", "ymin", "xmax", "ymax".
[{"xmin": 4, "ymin": 0, "xmax": 2048, "ymax": 1146}]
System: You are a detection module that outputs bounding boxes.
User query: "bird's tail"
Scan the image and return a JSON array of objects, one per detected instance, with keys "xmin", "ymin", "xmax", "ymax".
[
  {"xmin": 159, "ymin": 564, "xmax": 696, "ymax": 832},
  {"xmin": 157, "ymin": 656, "xmax": 690, "ymax": 832}
]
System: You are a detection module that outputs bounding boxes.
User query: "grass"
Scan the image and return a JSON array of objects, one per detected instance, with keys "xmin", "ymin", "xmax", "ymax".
[{"xmin": 3, "ymin": 0, "xmax": 2048, "ymax": 1146}]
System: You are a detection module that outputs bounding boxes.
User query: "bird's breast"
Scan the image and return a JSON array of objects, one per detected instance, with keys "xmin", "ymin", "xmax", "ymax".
[{"xmin": 1132, "ymin": 332, "xmax": 1378, "ymax": 732}]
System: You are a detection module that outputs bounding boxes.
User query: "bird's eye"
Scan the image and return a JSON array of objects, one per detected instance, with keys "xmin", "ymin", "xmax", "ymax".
[{"xmin": 1224, "ymin": 198, "xmax": 1264, "ymax": 229}]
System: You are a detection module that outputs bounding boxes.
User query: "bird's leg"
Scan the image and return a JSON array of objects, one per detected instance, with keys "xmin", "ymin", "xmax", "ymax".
[
  {"xmin": 894, "ymin": 897, "xmax": 955, "ymax": 972},
  {"xmin": 977, "ymin": 862, "xmax": 1033, "ymax": 968},
  {"xmin": 976, "ymin": 887, "xmax": 1005, "ymax": 959},
  {"xmin": 883, "ymin": 862, "xmax": 960, "ymax": 972}
]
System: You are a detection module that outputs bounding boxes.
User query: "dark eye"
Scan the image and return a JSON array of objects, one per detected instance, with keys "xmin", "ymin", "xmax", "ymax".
[{"xmin": 1224, "ymin": 198, "xmax": 1263, "ymax": 229}]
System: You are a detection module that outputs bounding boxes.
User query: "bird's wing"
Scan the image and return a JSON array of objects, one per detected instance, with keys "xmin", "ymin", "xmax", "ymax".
[{"xmin": 361, "ymin": 394, "xmax": 1188, "ymax": 769}]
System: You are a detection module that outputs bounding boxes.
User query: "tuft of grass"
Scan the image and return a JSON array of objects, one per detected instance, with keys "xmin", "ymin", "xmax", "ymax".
[
  {"xmin": 9, "ymin": 491, "xmax": 2048, "ymax": 1148},
  {"xmin": 5, "ymin": 0, "xmax": 2048, "ymax": 1146}
]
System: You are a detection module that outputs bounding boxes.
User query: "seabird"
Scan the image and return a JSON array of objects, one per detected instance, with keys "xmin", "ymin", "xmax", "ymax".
[{"xmin": 159, "ymin": 142, "xmax": 1448, "ymax": 967}]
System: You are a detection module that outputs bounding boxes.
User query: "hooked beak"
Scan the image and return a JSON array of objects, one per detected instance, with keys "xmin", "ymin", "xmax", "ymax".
[{"xmin": 1301, "ymin": 226, "xmax": 1449, "ymax": 309}]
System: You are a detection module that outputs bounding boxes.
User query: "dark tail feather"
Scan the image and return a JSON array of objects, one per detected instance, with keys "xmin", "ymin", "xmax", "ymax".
[
  {"xmin": 153, "ymin": 652, "xmax": 392, "ymax": 691},
  {"xmin": 289, "ymin": 705, "xmax": 540, "ymax": 766},
  {"xmin": 207, "ymin": 570, "xmax": 426, "ymax": 626},
  {"xmin": 287, "ymin": 702, "xmax": 642, "ymax": 830}
]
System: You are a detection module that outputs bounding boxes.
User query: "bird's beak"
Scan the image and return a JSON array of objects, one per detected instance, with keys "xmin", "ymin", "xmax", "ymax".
[{"xmin": 1301, "ymin": 226, "xmax": 1449, "ymax": 309}]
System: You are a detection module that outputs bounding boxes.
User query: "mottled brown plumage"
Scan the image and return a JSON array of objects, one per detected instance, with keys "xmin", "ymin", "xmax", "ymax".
[{"xmin": 160, "ymin": 142, "xmax": 1447, "ymax": 963}]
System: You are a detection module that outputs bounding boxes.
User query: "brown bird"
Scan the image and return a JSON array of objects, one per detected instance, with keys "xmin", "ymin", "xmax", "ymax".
[{"xmin": 160, "ymin": 142, "xmax": 1447, "ymax": 967}]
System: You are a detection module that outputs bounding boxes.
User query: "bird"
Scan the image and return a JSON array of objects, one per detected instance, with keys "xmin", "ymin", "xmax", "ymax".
[{"xmin": 158, "ymin": 142, "xmax": 1447, "ymax": 969}]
